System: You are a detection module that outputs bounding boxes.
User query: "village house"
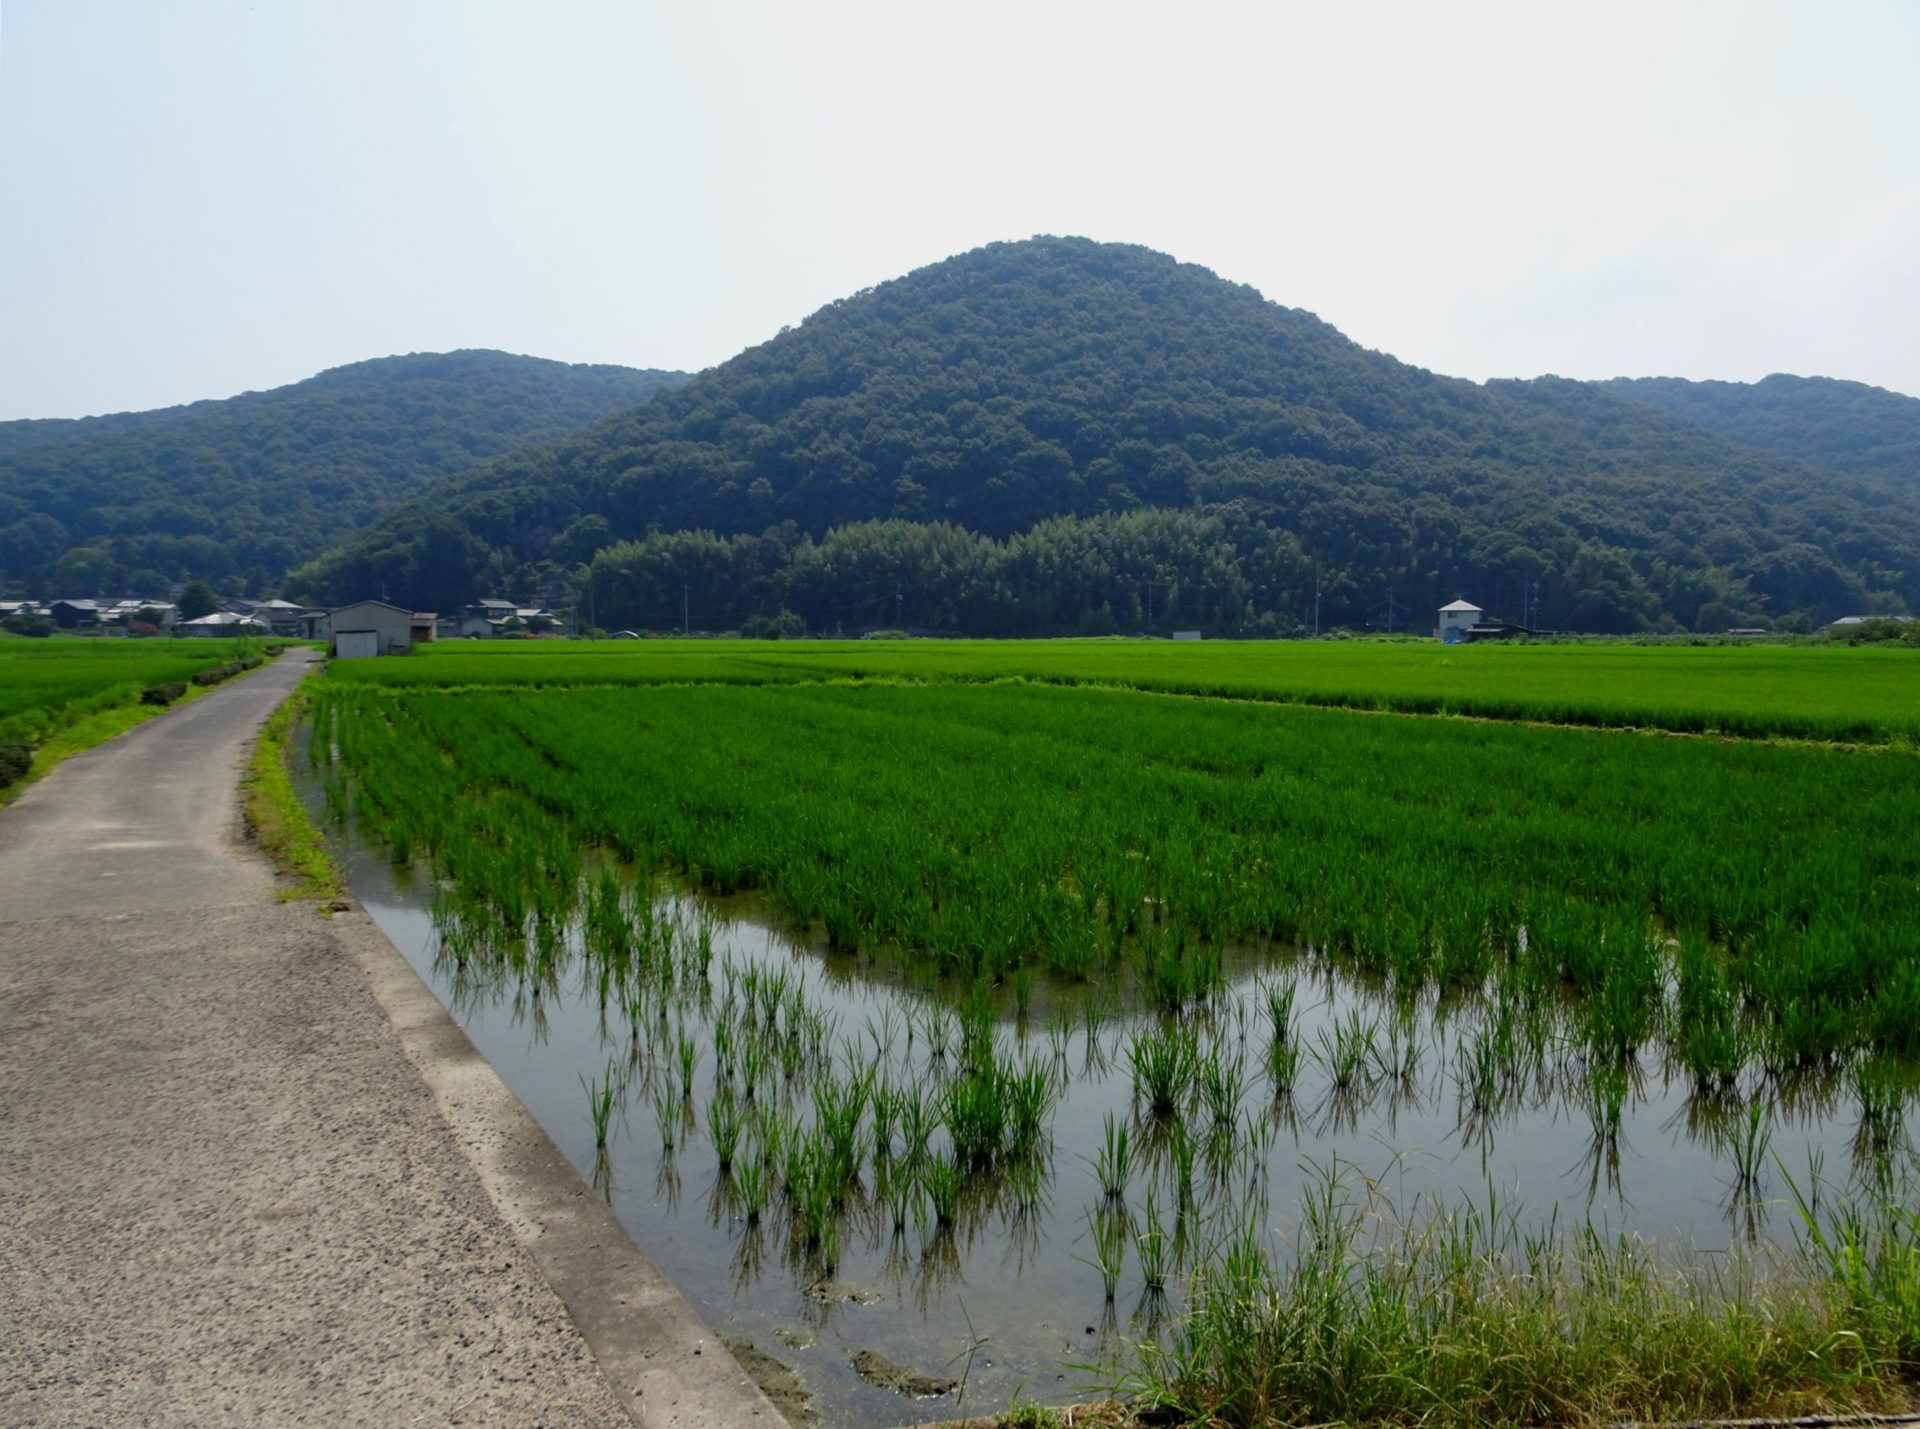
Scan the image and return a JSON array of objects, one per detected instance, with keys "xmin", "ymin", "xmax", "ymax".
[{"xmin": 1437, "ymin": 599, "xmax": 1482, "ymax": 643}]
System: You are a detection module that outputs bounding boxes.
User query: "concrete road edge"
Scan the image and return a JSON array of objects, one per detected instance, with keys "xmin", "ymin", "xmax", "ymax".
[{"xmin": 318, "ymin": 890, "xmax": 781, "ymax": 1428}]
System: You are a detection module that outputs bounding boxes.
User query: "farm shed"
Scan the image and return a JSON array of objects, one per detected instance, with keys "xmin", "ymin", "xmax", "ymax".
[
  {"xmin": 325, "ymin": 600, "xmax": 418, "ymax": 658},
  {"xmin": 1437, "ymin": 599, "xmax": 1482, "ymax": 643}
]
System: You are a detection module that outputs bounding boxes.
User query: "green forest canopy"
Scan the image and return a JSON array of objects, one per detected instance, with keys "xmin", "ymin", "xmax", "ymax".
[
  {"xmin": 0, "ymin": 350, "xmax": 687, "ymax": 597},
  {"xmin": 289, "ymin": 239, "xmax": 1920, "ymax": 635}
]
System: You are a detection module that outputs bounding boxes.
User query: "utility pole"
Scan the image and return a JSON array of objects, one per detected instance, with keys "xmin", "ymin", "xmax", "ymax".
[
  {"xmin": 682, "ymin": 582, "xmax": 690, "ymax": 637},
  {"xmin": 1143, "ymin": 576, "xmax": 1169, "ymax": 636},
  {"xmin": 1313, "ymin": 577, "xmax": 1322, "ymax": 638},
  {"xmin": 895, "ymin": 583, "xmax": 904, "ymax": 629}
]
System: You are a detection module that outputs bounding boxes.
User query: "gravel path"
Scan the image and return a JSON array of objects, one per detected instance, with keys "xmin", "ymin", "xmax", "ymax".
[{"xmin": 0, "ymin": 652, "xmax": 638, "ymax": 1427}]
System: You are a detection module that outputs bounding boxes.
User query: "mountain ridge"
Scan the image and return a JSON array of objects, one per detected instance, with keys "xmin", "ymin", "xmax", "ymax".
[
  {"xmin": 0, "ymin": 350, "xmax": 689, "ymax": 594},
  {"xmin": 287, "ymin": 238, "xmax": 1919, "ymax": 632}
]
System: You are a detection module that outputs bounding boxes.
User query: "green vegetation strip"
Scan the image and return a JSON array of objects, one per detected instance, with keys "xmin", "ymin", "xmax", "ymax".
[
  {"xmin": 245, "ymin": 686, "xmax": 341, "ymax": 901},
  {"xmin": 325, "ymin": 638, "xmax": 1920, "ymax": 743}
]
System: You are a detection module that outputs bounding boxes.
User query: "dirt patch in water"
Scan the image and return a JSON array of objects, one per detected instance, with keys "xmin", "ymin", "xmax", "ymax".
[
  {"xmin": 722, "ymin": 1336, "xmax": 818, "ymax": 1426},
  {"xmin": 805, "ymin": 1278, "xmax": 884, "ymax": 1305},
  {"xmin": 850, "ymin": 1346, "xmax": 959, "ymax": 1398}
]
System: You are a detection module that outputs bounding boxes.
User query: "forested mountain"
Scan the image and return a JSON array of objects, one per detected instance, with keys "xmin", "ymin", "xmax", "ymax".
[
  {"xmin": 1606, "ymin": 374, "xmax": 1920, "ymax": 489},
  {"xmin": 279, "ymin": 244, "xmax": 1920, "ymax": 631},
  {"xmin": 288, "ymin": 240, "xmax": 1919, "ymax": 634},
  {"xmin": 0, "ymin": 351, "xmax": 687, "ymax": 596}
]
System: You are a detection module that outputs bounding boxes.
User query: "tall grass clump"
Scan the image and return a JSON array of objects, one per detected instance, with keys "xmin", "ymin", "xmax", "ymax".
[{"xmin": 1119, "ymin": 1164, "xmax": 1920, "ymax": 1429}]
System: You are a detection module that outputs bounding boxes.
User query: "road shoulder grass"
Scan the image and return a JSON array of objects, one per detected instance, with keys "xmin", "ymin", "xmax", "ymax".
[{"xmin": 244, "ymin": 682, "xmax": 341, "ymax": 902}]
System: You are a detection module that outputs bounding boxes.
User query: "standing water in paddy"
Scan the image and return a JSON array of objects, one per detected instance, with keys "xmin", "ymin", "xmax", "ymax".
[
  {"xmin": 319, "ymin": 801, "xmax": 1910, "ymax": 1426},
  {"xmin": 303, "ymin": 662, "xmax": 1920, "ymax": 1426}
]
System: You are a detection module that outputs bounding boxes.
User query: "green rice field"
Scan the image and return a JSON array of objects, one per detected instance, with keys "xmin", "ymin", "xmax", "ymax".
[
  {"xmin": 304, "ymin": 639, "xmax": 1920, "ymax": 1426},
  {"xmin": 0, "ymin": 636, "xmax": 265, "ymax": 745},
  {"xmin": 333, "ymin": 636, "xmax": 1920, "ymax": 742}
]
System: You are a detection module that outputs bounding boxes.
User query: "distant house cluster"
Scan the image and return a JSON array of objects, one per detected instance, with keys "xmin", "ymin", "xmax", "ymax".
[
  {"xmin": 298, "ymin": 596, "xmax": 562, "ymax": 657},
  {"xmin": 2, "ymin": 588, "xmax": 566, "ymax": 654},
  {"xmin": 441, "ymin": 597, "xmax": 558, "ymax": 640},
  {"xmin": 2, "ymin": 597, "xmax": 181, "ymax": 631},
  {"xmin": 0, "ymin": 594, "xmax": 325, "ymax": 636}
]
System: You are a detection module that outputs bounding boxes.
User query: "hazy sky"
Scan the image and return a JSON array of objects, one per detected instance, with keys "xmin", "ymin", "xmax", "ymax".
[{"xmin": 2, "ymin": 1, "xmax": 1917, "ymax": 419}]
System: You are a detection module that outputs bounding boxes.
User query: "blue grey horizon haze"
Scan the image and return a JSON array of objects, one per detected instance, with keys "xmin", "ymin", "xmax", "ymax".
[{"xmin": 1, "ymin": 0, "xmax": 1917, "ymax": 419}]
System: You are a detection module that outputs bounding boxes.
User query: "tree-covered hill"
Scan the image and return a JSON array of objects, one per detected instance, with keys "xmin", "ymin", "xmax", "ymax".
[
  {"xmin": 276, "ymin": 240, "xmax": 1919, "ymax": 631},
  {"xmin": 0, "ymin": 350, "xmax": 687, "ymax": 596},
  {"xmin": 1605, "ymin": 373, "xmax": 1920, "ymax": 490}
]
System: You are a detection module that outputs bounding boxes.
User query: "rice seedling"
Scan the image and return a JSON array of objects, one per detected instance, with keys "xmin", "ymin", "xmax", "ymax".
[
  {"xmin": 1717, "ymin": 1097, "xmax": 1772, "ymax": 1200},
  {"xmin": 1045, "ymin": 1008, "xmax": 1074, "ymax": 1062},
  {"xmin": 1197, "ymin": 1045, "xmax": 1246, "ymax": 1134},
  {"xmin": 880, "ymin": 1162, "xmax": 918, "ymax": 1233},
  {"xmin": 1266, "ymin": 1036, "xmax": 1302, "ymax": 1099},
  {"xmin": 580, "ymin": 1060, "xmax": 618, "ymax": 1149},
  {"xmin": 675, "ymin": 1024, "xmax": 698, "ymax": 1099},
  {"xmin": 1318, "ymin": 1012, "xmax": 1377, "ymax": 1097},
  {"xmin": 1167, "ymin": 1121, "xmax": 1198, "ymax": 1211},
  {"xmin": 1133, "ymin": 1187, "xmax": 1169, "ymax": 1294},
  {"xmin": 869, "ymin": 1079, "xmax": 899, "ymax": 1164},
  {"xmin": 1084, "ymin": 1206, "xmax": 1128, "ymax": 1302},
  {"xmin": 922, "ymin": 1151, "xmax": 964, "ymax": 1228},
  {"xmin": 707, "ymin": 1094, "xmax": 744, "ymax": 1174},
  {"xmin": 899, "ymin": 1084, "xmax": 936, "ymax": 1169},
  {"xmin": 1129, "ymin": 1025, "xmax": 1199, "ymax": 1118},
  {"xmin": 652, "ymin": 1079, "xmax": 679, "ymax": 1153},
  {"xmin": 1094, "ymin": 1113, "xmax": 1132, "ymax": 1202}
]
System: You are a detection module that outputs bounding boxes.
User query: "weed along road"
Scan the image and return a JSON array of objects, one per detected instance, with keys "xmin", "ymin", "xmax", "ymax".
[{"xmin": 0, "ymin": 650, "xmax": 773, "ymax": 1428}]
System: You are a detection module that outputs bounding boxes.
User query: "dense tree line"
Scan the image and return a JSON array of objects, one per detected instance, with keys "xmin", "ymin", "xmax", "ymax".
[
  {"xmin": 582, "ymin": 510, "xmax": 1313, "ymax": 636},
  {"xmin": 0, "ymin": 351, "xmax": 685, "ymax": 596},
  {"xmin": 290, "ymin": 239, "xmax": 1919, "ymax": 631}
]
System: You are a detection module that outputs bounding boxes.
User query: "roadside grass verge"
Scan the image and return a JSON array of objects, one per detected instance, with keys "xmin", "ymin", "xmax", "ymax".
[{"xmin": 244, "ymin": 685, "xmax": 341, "ymax": 902}]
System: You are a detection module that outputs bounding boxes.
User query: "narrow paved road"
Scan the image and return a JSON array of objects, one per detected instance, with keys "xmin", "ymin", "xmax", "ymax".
[{"xmin": 0, "ymin": 653, "xmax": 632, "ymax": 1426}]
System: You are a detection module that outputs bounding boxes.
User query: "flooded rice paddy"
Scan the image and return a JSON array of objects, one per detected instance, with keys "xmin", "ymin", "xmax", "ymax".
[{"xmin": 318, "ymin": 816, "xmax": 1902, "ymax": 1428}]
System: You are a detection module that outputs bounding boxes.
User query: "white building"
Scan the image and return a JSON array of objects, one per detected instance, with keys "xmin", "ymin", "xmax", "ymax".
[
  {"xmin": 1437, "ymin": 599, "xmax": 1483, "ymax": 643},
  {"xmin": 324, "ymin": 599, "xmax": 418, "ymax": 658}
]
